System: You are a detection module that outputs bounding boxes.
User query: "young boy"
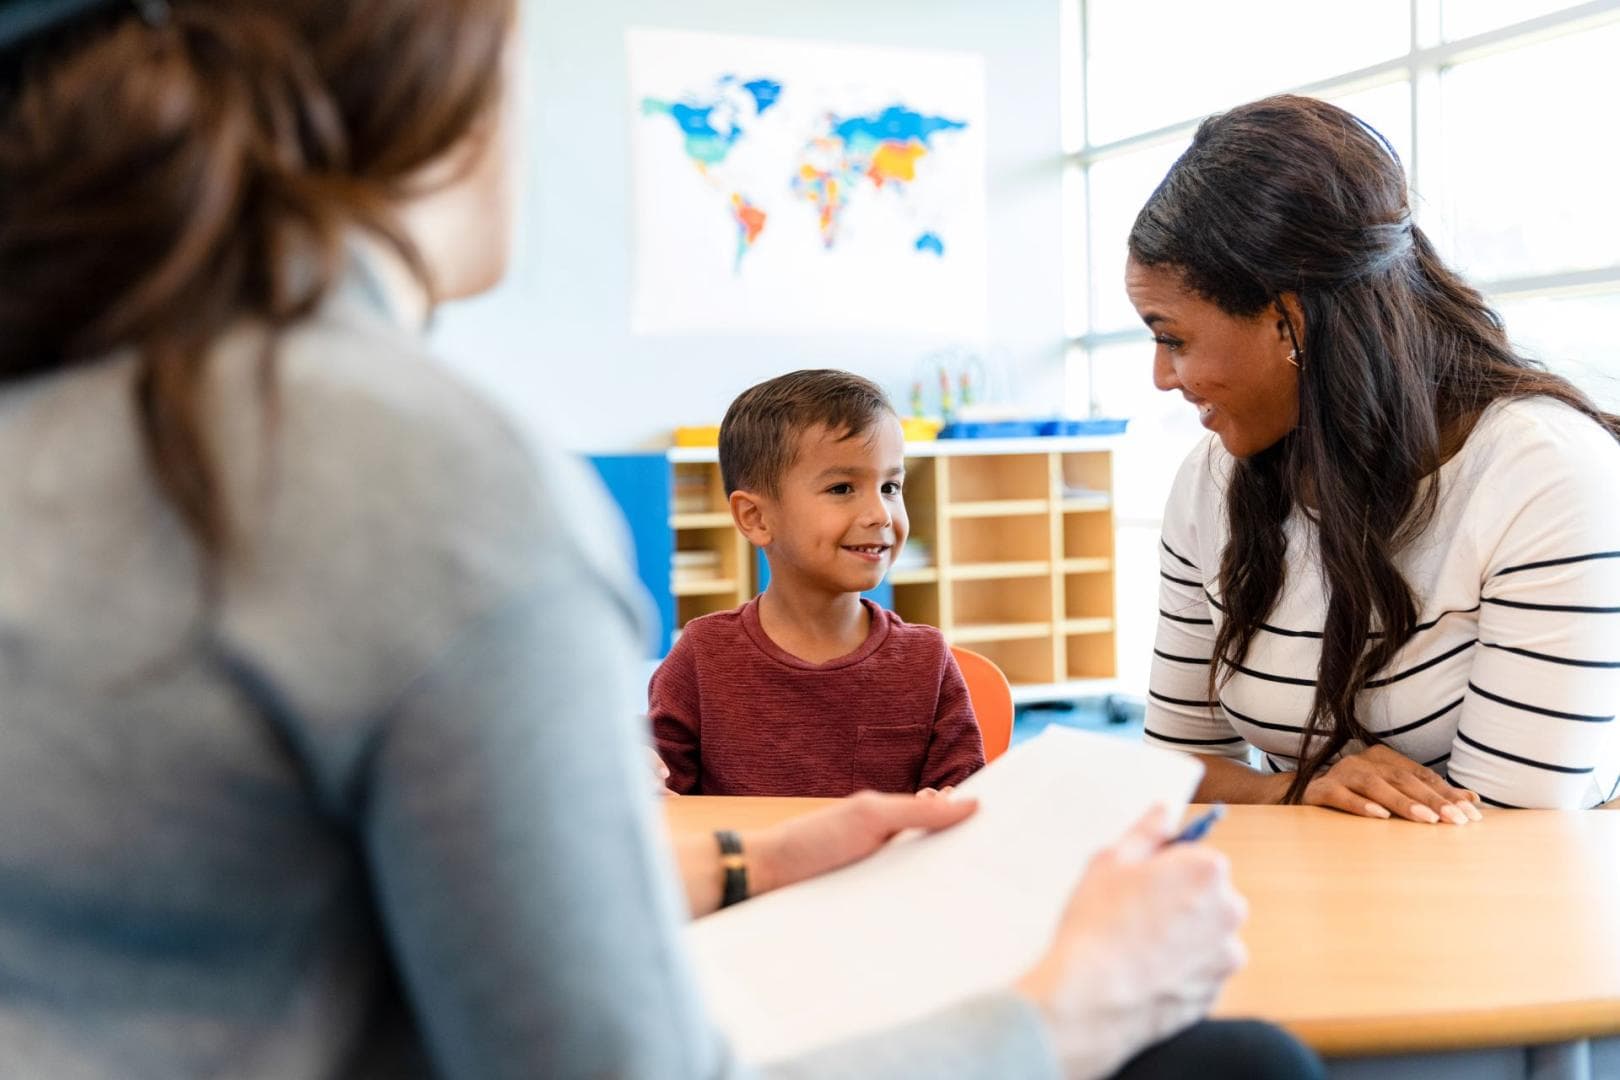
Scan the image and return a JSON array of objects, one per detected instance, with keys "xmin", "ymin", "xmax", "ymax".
[{"xmin": 650, "ymin": 369, "xmax": 984, "ymax": 796}]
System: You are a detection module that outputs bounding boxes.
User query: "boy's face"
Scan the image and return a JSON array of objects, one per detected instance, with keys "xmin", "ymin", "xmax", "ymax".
[{"xmin": 755, "ymin": 416, "xmax": 909, "ymax": 596}]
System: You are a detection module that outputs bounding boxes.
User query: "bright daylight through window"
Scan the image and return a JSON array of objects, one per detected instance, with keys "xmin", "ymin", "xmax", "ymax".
[{"xmin": 1059, "ymin": 0, "xmax": 1620, "ymax": 688}]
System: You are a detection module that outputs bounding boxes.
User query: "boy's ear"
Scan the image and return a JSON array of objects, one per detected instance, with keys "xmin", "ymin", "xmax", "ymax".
[{"xmin": 729, "ymin": 489, "xmax": 772, "ymax": 547}]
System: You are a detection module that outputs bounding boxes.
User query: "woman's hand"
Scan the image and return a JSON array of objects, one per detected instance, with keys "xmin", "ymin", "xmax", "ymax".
[
  {"xmin": 746, "ymin": 790, "xmax": 977, "ymax": 896},
  {"xmin": 1017, "ymin": 807, "xmax": 1247, "ymax": 1080},
  {"xmin": 1302, "ymin": 744, "xmax": 1482, "ymax": 824}
]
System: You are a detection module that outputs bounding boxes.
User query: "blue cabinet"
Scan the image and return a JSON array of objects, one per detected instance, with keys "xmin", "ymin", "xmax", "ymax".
[
  {"xmin": 588, "ymin": 451, "xmax": 752, "ymax": 658},
  {"xmin": 587, "ymin": 453, "xmax": 676, "ymax": 656}
]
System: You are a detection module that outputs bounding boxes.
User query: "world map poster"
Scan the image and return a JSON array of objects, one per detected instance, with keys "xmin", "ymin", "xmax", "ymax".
[{"xmin": 627, "ymin": 27, "xmax": 988, "ymax": 337}]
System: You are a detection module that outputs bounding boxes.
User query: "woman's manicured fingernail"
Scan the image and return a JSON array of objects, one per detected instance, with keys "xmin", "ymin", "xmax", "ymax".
[
  {"xmin": 1441, "ymin": 804, "xmax": 1468, "ymax": 825},
  {"xmin": 1412, "ymin": 804, "xmax": 1441, "ymax": 824},
  {"xmin": 1365, "ymin": 803, "xmax": 1391, "ymax": 818},
  {"xmin": 1464, "ymin": 802, "xmax": 1483, "ymax": 821}
]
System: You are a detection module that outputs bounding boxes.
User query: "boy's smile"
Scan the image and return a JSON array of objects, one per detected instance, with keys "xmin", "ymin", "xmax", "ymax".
[{"xmin": 841, "ymin": 543, "xmax": 891, "ymax": 563}]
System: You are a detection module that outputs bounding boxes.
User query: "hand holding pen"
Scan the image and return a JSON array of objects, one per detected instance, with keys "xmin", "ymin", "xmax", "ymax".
[
  {"xmin": 1167, "ymin": 803, "xmax": 1225, "ymax": 845},
  {"xmin": 1019, "ymin": 804, "xmax": 1248, "ymax": 1078}
]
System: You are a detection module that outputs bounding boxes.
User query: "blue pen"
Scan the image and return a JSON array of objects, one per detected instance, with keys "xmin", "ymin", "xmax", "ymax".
[{"xmin": 1167, "ymin": 803, "xmax": 1225, "ymax": 844}]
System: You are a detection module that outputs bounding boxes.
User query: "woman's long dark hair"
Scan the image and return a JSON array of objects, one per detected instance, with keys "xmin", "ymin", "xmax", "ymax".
[
  {"xmin": 0, "ymin": 0, "xmax": 513, "ymax": 560},
  {"xmin": 1128, "ymin": 95, "xmax": 1620, "ymax": 801}
]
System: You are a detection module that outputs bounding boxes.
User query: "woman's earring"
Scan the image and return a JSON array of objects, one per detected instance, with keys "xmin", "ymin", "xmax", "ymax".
[{"xmin": 1286, "ymin": 349, "xmax": 1301, "ymax": 368}]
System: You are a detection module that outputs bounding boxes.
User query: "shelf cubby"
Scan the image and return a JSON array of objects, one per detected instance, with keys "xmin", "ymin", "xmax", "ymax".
[
  {"xmin": 946, "ymin": 453, "xmax": 1050, "ymax": 503},
  {"xmin": 1064, "ymin": 569, "xmax": 1114, "ymax": 621},
  {"xmin": 1066, "ymin": 629, "xmax": 1117, "ymax": 680},
  {"xmin": 967, "ymin": 635, "xmax": 1061, "ymax": 686}
]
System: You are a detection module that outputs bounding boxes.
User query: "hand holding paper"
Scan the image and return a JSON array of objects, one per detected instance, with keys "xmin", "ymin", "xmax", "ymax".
[
  {"xmin": 687, "ymin": 727, "xmax": 1243, "ymax": 1068},
  {"xmin": 748, "ymin": 790, "xmax": 979, "ymax": 897}
]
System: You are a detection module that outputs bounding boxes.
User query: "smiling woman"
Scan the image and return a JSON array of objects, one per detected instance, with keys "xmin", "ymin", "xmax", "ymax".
[{"xmin": 1127, "ymin": 95, "xmax": 1620, "ymax": 817}]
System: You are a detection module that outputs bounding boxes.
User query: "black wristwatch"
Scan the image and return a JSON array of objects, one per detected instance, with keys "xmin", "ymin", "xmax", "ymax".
[{"xmin": 714, "ymin": 829, "xmax": 749, "ymax": 908}]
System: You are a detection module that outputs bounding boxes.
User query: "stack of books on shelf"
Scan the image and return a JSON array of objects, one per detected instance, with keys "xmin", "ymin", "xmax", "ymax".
[
  {"xmin": 672, "ymin": 470, "xmax": 712, "ymax": 515},
  {"xmin": 889, "ymin": 540, "xmax": 932, "ymax": 572},
  {"xmin": 672, "ymin": 549, "xmax": 723, "ymax": 586},
  {"xmin": 1060, "ymin": 485, "xmax": 1110, "ymax": 509}
]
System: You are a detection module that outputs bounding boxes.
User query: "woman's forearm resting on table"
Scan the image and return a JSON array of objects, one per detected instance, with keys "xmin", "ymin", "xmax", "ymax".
[
  {"xmin": 1192, "ymin": 754, "xmax": 1292, "ymax": 804},
  {"xmin": 1193, "ymin": 746, "xmax": 1486, "ymax": 823}
]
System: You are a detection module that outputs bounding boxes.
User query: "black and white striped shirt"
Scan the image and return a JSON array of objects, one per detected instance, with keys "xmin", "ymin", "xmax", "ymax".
[{"xmin": 1145, "ymin": 397, "xmax": 1620, "ymax": 809}]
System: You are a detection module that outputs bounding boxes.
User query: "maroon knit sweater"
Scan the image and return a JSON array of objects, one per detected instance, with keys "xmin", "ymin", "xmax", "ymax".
[{"xmin": 649, "ymin": 597, "xmax": 985, "ymax": 796}]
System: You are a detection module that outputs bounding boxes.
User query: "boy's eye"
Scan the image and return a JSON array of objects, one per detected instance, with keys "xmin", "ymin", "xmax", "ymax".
[
  {"xmin": 1154, "ymin": 335, "xmax": 1184, "ymax": 353},
  {"xmin": 882, "ymin": 481, "xmax": 903, "ymax": 495},
  {"xmin": 827, "ymin": 483, "xmax": 853, "ymax": 495}
]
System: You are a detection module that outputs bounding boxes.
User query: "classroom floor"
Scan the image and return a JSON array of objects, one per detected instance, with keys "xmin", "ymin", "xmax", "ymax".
[{"xmin": 1011, "ymin": 696, "xmax": 1145, "ymax": 747}]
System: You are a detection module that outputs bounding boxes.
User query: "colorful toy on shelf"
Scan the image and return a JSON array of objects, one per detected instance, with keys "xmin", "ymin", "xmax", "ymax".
[{"xmin": 912, "ymin": 346, "xmax": 1000, "ymax": 425}]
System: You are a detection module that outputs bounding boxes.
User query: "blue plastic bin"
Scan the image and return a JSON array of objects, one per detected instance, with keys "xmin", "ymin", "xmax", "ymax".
[{"xmin": 936, "ymin": 418, "xmax": 1129, "ymax": 439}]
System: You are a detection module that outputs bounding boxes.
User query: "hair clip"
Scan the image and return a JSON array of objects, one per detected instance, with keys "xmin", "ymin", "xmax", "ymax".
[
  {"xmin": 1, "ymin": 0, "xmax": 166, "ymax": 55},
  {"xmin": 130, "ymin": 0, "xmax": 167, "ymax": 27}
]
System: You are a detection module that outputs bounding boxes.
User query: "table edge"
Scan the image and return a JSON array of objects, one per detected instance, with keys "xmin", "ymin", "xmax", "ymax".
[{"xmin": 1262, "ymin": 998, "xmax": 1620, "ymax": 1056}]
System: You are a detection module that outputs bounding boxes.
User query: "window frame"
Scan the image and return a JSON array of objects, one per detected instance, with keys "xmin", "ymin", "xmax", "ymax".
[{"xmin": 1064, "ymin": 0, "xmax": 1620, "ymax": 416}]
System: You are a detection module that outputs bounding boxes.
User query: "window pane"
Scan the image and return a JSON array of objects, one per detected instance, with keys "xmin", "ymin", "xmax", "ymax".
[
  {"xmin": 1438, "ymin": 22, "xmax": 1620, "ymax": 282},
  {"xmin": 1086, "ymin": 0, "xmax": 1409, "ymax": 146},
  {"xmin": 1087, "ymin": 340, "xmax": 1206, "ymax": 523},
  {"xmin": 1063, "ymin": 162, "xmax": 1088, "ymax": 338},
  {"xmin": 1322, "ymin": 80, "xmax": 1412, "ymax": 176},
  {"xmin": 1086, "ymin": 138, "xmax": 1188, "ymax": 334},
  {"xmin": 1443, "ymin": 0, "xmax": 1586, "ymax": 40},
  {"xmin": 1495, "ymin": 289, "xmax": 1620, "ymax": 413}
]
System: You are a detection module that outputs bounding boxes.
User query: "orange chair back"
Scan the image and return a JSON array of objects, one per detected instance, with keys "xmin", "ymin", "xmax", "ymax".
[{"xmin": 951, "ymin": 646, "xmax": 1013, "ymax": 763}]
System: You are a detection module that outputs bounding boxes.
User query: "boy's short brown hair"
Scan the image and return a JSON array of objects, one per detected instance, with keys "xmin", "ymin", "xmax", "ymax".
[{"xmin": 719, "ymin": 369, "xmax": 895, "ymax": 495}]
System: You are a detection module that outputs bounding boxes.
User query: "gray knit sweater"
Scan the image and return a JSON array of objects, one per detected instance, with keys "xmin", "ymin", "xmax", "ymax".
[{"xmin": 0, "ymin": 261, "xmax": 1057, "ymax": 1079}]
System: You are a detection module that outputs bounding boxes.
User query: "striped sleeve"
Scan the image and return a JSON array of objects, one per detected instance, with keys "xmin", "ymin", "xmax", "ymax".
[
  {"xmin": 1449, "ymin": 412, "xmax": 1620, "ymax": 809},
  {"xmin": 1143, "ymin": 441, "xmax": 1248, "ymax": 761}
]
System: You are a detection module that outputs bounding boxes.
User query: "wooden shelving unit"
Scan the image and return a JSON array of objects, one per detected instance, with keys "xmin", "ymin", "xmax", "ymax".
[
  {"xmin": 668, "ymin": 459, "xmax": 752, "ymax": 636},
  {"xmin": 889, "ymin": 440, "xmax": 1119, "ymax": 693}
]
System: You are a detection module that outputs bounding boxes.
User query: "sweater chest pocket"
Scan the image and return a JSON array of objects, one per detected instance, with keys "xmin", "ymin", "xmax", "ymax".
[{"xmin": 852, "ymin": 723, "xmax": 929, "ymax": 793}]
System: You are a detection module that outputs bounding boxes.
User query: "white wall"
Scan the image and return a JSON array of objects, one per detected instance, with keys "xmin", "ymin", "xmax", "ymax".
[{"xmin": 432, "ymin": 0, "xmax": 1067, "ymax": 452}]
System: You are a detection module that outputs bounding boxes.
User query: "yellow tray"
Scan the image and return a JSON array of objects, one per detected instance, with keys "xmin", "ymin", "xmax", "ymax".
[
  {"xmin": 901, "ymin": 417, "xmax": 943, "ymax": 441},
  {"xmin": 673, "ymin": 425, "xmax": 722, "ymax": 447}
]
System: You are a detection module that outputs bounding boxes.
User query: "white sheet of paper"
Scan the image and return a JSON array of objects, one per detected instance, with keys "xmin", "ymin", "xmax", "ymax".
[{"xmin": 685, "ymin": 726, "xmax": 1205, "ymax": 1065}]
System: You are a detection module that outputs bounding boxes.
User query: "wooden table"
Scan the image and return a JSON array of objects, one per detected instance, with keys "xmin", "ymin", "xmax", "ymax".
[{"xmin": 666, "ymin": 798, "xmax": 1620, "ymax": 1058}]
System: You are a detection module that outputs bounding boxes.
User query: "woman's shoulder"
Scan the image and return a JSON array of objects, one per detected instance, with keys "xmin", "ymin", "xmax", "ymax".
[
  {"xmin": 1457, "ymin": 394, "xmax": 1620, "ymax": 483},
  {"xmin": 1436, "ymin": 395, "xmax": 1620, "ymax": 568},
  {"xmin": 1164, "ymin": 432, "xmax": 1229, "ymax": 516},
  {"xmin": 213, "ymin": 294, "xmax": 635, "ymax": 609},
  {"xmin": 206, "ymin": 296, "xmax": 649, "ymax": 722},
  {"xmin": 228, "ymin": 307, "xmax": 538, "ymax": 528},
  {"xmin": 275, "ymin": 296, "xmax": 520, "ymax": 459}
]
